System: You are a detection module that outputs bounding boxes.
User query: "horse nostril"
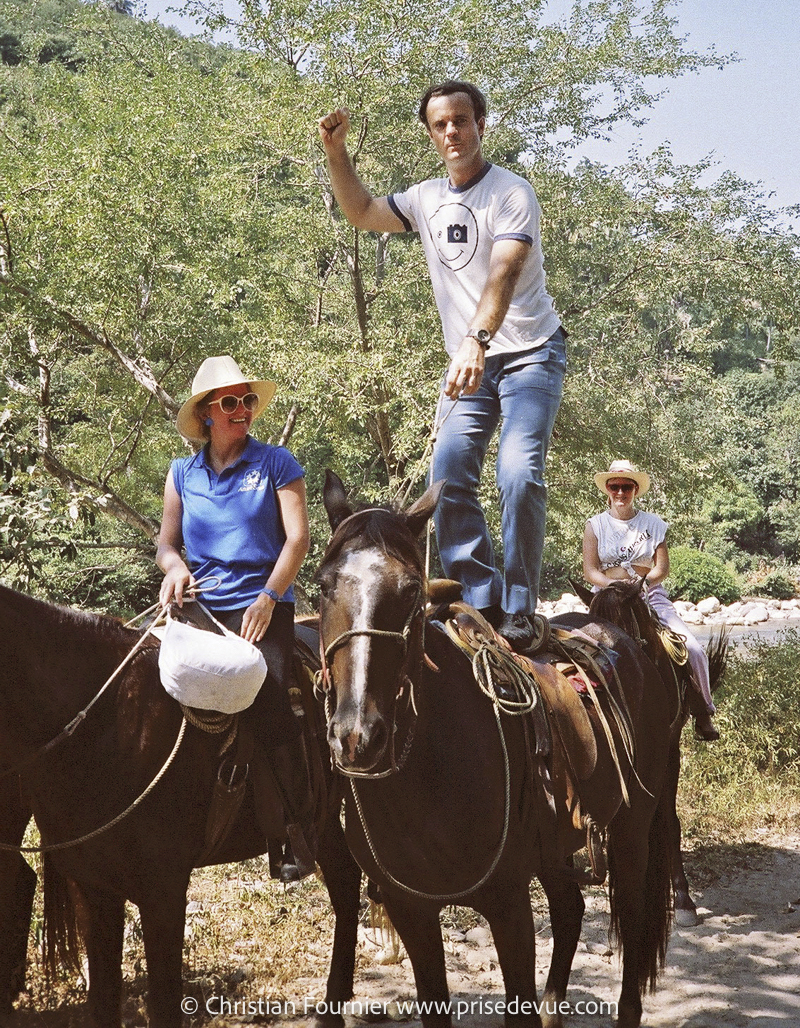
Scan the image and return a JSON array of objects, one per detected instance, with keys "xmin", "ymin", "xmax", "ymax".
[
  {"xmin": 362, "ymin": 717, "xmax": 388, "ymax": 759},
  {"xmin": 372, "ymin": 715, "xmax": 388, "ymax": 756}
]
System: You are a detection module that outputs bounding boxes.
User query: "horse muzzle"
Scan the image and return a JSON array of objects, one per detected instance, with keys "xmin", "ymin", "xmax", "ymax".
[{"xmin": 327, "ymin": 698, "xmax": 390, "ymax": 773}]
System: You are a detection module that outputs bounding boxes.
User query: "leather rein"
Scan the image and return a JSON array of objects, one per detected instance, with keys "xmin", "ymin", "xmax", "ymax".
[
  {"xmin": 0, "ymin": 610, "xmax": 190, "ymax": 854},
  {"xmin": 317, "ymin": 584, "xmax": 424, "ymax": 780}
]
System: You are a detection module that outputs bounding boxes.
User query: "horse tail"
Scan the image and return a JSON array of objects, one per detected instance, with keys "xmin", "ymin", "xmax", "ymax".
[
  {"xmin": 42, "ymin": 855, "xmax": 82, "ymax": 979},
  {"xmin": 706, "ymin": 626, "xmax": 730, "ymax": 696},
  {"xmin": 608, "ymin": 795, "xmax": 674, "ymax": 996}
]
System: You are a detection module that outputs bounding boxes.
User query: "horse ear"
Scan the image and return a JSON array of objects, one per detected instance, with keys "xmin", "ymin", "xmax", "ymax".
[
  {"xmin": 569, "ymin": 578, "xmax": 594, "ymax": 607},
  {"xmin": 322, "ymin": 469, "xmax": 353, "ymax": 530},
  {"xmin": 405, "ymin": 479, "xmax": 445, "ymax": 538}
]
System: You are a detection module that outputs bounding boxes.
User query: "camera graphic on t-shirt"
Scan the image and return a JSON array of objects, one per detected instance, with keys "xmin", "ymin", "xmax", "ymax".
[
  {"xmin": 430, "ymin": 204, "xmax": 478, "ymax": 270},
  {"xmin": 447, "ymin": 224, "xmax": 468, "ymax": 243}
]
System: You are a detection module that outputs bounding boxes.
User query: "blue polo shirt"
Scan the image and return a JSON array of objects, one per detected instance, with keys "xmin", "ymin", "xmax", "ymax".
[{"xmin": 171, "ymin": 436, "xmax": 304, "ymax": 611}]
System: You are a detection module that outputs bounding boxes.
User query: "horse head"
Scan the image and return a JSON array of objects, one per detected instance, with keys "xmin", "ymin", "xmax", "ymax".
[
  {"xmin": 317, "ymin": 471, "xmax": 443, "ymax": 774},
  {"xmin": 587, "ymin": 578, "xmax": 666, "ymax": 657}
]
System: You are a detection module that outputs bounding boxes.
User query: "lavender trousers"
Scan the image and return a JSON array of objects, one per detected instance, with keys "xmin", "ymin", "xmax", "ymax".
[{"xmin": 646, "ymin": 584, "xmax": 715, "ymax": 713}]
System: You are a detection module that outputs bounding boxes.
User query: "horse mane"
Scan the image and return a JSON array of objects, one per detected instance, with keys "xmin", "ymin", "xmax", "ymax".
[
  {"xmin": 319, "ymin": 506, "xmax": 425, "ymax": 578},
  {"xmin": 588, "ymin": 580, "xmax": 666, "ymax": 656},
  {"xmin": 0, "ymin": 581, "xmax": 141, "ymax": 650}
]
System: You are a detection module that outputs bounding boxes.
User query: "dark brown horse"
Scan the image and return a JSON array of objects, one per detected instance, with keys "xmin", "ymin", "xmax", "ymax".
[
  {"xmin": 0, "ymin": 584, "xmax": 362, "ymax": 1027},
  {"xmin": 566, "ymin": 578, "xmax": 727, "ymax": 926},
  {"xmin": 318, "ymin": 471, "xmax": 679, "ymax": 1028}
]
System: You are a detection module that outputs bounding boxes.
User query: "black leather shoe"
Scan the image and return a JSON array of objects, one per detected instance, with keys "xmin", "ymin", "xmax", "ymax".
[
  {"xmin": 497, "ymin": 612, "xmax": 535, "ymax": 652},
  {"xmin": 694, "ymin": 712, "xmax": 720, "ymax": 742},
  {"xmin": 478, "ymin": 603, "xmax": 503, "ymax": 629}
]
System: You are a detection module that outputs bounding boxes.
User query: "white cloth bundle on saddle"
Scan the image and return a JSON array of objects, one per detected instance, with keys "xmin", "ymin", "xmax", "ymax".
[{"xmin": 157, "ymin": 604, "xmax": 267, "ymax": 714}]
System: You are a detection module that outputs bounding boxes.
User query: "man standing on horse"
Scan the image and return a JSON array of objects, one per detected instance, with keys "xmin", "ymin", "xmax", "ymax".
[{"xmin": 318, "ymin": 81, "xmax": 566, "ymax": 651}]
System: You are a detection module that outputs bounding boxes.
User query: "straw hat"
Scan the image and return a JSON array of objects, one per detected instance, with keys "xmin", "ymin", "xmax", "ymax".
[
  {"xmin": 593, "ymin": 459, "xmax": 650, "ymax": 495},
  {"xmin": 175, "ymin": 355, "xmax": 276, "ymax": 443}
]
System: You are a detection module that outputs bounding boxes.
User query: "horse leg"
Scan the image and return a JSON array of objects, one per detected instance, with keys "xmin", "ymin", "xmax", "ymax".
[
  {"xmin": 379, "ymin": 893, "xmax": 451, "ymax": 1028},
  {"xmin": 478, "ymin": 884, "xmax": 543, "ymax": 1028},
  {"xmin": 68, "ymin": 882, "xmax": 126, "ymax": 1028},
  {"xmin": 666, "ymin": 736, "xmax": 699, "ymax": 926},
  {"xmin": 138, "ymin": 880, "xmax": 190, "ymax": 1028},
  {"xmin": 0, "ymin": 853, "xmax": 36, "ymax": 1017},
  {"xmin": 0, "ymin": 785, "xmax": 33, "ymax": 1017},
  {"xmin": 537, "ymin": 870, "xmax": 585, "ymax": 1027},
  {"xmin": 315, "ymin": 812, "xmax": 362, "ymax": 1026}
]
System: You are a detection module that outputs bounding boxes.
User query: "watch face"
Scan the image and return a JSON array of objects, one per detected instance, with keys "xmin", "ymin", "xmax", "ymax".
[{"xmin": 476, "ymin": 330, "xmax": 491, "ymax": 344}]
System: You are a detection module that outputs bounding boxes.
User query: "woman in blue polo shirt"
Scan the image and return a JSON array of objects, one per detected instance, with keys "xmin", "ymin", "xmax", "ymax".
[{"xmin": 156, "ymin": 355, "xmax": 314, "ymax": 879}]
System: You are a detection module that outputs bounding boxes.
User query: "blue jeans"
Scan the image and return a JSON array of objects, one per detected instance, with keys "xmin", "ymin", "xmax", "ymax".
[{"xmin": 432, "ymin": 329, "xmax": 566, "ymax": 614}]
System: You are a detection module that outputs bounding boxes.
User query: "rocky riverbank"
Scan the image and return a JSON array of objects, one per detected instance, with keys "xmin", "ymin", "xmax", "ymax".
[{"xmin": 539, "ymin": 592, "xmax": 800, "ymax": 628}]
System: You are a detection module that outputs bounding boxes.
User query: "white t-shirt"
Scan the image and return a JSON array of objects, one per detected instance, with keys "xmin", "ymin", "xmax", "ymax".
[
  {"xmin": 588, "ymin": 510, "xmax": 668, "ymax": 576},
  {"xmin": 388, "ymin": 163, "xmax": 560, "ymax": 357}
]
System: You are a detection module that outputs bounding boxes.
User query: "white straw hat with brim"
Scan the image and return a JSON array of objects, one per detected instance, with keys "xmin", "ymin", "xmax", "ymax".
[
  {"xmin": 594, "ymin": 459, "xmax": 650, "ymax": 495},
  {"xmin": 176, "ymin": 355, "xmax": 276, "ymax": 443}
]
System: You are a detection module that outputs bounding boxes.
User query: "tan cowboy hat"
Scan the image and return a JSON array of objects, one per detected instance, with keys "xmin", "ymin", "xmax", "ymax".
[
  {"xmin": 176, "ymin": 355, "xmax": 276, "ymax": 443},
  {"xmin": 593, "ymin": 459, "xmax": 650, "ymax": 495}
]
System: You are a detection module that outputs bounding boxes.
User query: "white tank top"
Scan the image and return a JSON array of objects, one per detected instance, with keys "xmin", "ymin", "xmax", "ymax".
[{"xmin": 588, "ymin": 510, "xmax": 668, "ymax": 576}]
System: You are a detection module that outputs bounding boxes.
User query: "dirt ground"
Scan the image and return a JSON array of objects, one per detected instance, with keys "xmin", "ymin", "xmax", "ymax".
[
  {"xmin": 273, "ymin": 831, "xmax": 800, "ymax": 1028},
  {"xmin": 6, "ymin": 831, "xmax": 800, "ymax": 1027}
]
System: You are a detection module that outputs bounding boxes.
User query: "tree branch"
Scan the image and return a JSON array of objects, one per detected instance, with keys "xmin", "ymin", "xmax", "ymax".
[
  {"xmin": 28, "ymin": 327, "xmax": 160, "ymax": 543},
  {"xmin": 0, "ymin": 273, "xmax": 180, "ymax": 417}
]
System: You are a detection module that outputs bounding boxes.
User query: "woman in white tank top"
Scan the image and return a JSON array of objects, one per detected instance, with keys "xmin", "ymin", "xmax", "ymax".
[{"xmin": 582, "ymin": 459, "xmax": 719, "ymax": 741}]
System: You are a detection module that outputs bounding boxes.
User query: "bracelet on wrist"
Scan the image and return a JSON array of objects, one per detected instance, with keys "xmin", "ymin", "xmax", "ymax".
[{"xmin": 260, "ymin": 587, "xmax": 281, "ymax": 602}]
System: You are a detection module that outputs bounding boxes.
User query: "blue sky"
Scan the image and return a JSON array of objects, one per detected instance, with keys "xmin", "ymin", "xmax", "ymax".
[
  {"xmin": 143, "ymin": 0, "xmax": 799, "ymax": 214},
  {"xmin": 542, "ymin": 0, "xmax": 799, "ymax": 214}
]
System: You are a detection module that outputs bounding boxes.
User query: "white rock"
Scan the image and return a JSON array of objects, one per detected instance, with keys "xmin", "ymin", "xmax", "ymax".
[
  {"xmin": 681, "ymin": 609, "xmax": 705, "ymax": 625},
  {"xmin": 465, "ymin": 926, "xmax": 493, "ymax": 947},
  {"xmin": 697, "ymin": 596, "xmax": 721, "ymax": 614},
  {"xmin": 673, "ymin": 600, "xmax": 695, "ymax": 613},
  {"xmin": 744, "ymin": 605, "xmax": 770, "ymax": 625}
]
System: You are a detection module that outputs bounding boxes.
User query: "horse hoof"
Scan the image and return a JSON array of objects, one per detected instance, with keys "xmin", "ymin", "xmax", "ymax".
[
  {"xmin": 675, "ymin": 906, "xmax": 701, "ymax": 927},
  {"xmin": 314, "ymin": 1012, "xmax": 344, "ymax": 1028}
]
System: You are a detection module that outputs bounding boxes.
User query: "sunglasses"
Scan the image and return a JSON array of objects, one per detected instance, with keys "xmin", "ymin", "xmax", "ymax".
[
  {"xmin": 206, "ymin": 392, "xmax": 260, "ymax": 414},
  {"xmin": 607, "ymin": 482, "xmax": 635, "ymax": 494}
]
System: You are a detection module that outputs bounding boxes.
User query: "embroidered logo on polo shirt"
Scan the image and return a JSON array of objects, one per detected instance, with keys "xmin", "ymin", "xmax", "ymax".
[{"xmin": 240, "ymin": 470, "xmax": 266, "ymax": 492}]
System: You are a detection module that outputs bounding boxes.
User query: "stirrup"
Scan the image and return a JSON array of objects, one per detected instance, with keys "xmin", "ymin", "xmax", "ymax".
[
  {"xmin": 285, "ymin": 823, "xmax": 316, "ymax": 879},
  {"xmin": 583, "ymin": 816, "xmax": 607, "ymax": 885}
]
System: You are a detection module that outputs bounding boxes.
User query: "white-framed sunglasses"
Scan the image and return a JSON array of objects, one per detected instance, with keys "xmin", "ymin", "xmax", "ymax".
[{"xmin": 206, "ymin": 392, "xmax": 260, "ymax": 414}]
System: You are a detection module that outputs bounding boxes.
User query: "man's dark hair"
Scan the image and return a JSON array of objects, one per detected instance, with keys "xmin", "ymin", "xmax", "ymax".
[{"xmin": 418, "ymin": 80, "xmax": 487, "ymax": 127}]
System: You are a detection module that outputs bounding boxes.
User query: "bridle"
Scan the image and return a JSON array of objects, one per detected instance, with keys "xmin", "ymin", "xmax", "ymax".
[{"xmin": 316, "ymin": 515, "xmax": 426, "ymax": 779}]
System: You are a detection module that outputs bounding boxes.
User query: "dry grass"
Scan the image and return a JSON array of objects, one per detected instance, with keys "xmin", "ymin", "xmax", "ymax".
[
  {"xmin": 12, "ymin": 635, "xmax": 800, "ymax": 1024},
  {"xmin": 13, "ymin": 809, "xmax": 799, "ymax": 1025},
  {"xmin": 12, "ymin": 853, "xmax": 560, "ymax": 1026}
]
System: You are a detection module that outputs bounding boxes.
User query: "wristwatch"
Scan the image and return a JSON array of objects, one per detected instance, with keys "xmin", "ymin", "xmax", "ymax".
[
  {"xmin": 467, "ymin": 329, "xmax": 491, "ymax": 349},
  {"xmin": 260, "ymin": 587, "xmax": 281, "ymax": 602}
]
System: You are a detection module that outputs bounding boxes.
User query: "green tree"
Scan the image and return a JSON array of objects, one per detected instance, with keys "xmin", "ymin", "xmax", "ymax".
[{"xmin": 1, "ymin": 0, "xmax": 799, "ymax": 609}]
